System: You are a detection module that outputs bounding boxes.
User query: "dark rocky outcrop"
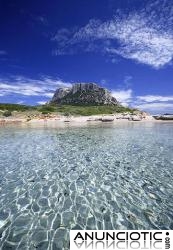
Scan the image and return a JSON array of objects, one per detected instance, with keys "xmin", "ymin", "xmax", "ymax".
[
  {"xmin": 50, "ymin": 83, "xmax": 118, "ymax": 105},
  {"xmin": 153, "ymin": 114, "xmax": 173, "ymax": 120}
]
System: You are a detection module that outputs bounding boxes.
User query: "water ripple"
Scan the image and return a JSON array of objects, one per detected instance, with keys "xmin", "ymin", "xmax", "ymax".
[{"xmin": 0, "ymin": 123, "xmax": 173, "ymax": 249}]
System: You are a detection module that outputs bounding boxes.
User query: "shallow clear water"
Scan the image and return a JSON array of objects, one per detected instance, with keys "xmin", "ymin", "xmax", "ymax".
[{"xmin": 0, "ymin": 122, "xmax": 173, "ymax": 249}]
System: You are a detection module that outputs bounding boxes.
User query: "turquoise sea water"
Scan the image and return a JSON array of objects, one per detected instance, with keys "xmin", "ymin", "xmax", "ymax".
[{"xmin": 0, "ymin": 122, "xmax": 173, "ymax": 249}]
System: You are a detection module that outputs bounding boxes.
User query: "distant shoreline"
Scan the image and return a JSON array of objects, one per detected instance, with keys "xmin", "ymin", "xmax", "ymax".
[{"xmin": 1, "ymin": 114, "xmax": 171, "ymax": 128}]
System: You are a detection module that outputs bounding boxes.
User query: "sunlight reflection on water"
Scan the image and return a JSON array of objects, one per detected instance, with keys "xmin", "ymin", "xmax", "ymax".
[{"xmin": 0, "ymin": 122, "xmax": 173, "ymax": 249}]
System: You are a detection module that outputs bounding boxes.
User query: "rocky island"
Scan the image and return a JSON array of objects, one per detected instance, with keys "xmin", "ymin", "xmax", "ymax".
[
  {"xmin": 0, "ymin": 82, "xmax": 154, "ymax": 125},
  {"xmin": 50, "ymin": 83, "xmax": 118, "ymax": 105}
]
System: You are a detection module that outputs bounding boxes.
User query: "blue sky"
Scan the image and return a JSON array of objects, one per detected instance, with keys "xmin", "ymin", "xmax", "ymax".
[{"xmin": 0, "ymin": 0, "xmax": 173, "ymax": 114}]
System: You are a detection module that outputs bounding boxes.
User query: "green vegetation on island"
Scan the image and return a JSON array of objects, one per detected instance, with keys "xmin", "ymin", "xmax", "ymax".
[
  {"xmin": 0, "ymin": 103, "xmax": 35, "ymax": 112},
  {"xmin": 47, "ymin": 104, "xmax": 135, "ymax": 116},
  {"xmin": 0, "ymin": 103, "xmax": 137, "ymax": 117}
]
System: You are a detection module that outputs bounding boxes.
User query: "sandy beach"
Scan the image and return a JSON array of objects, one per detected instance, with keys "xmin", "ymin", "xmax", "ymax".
[{"xmin": 0, "ymin": 113, "xmax": 156, "ymax": 127}]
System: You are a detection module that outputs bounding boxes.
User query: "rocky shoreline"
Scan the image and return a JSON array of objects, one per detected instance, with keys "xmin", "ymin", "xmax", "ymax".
[{"xmin": 0, "ymin": 113, "xmax": 156, "ymax": 126}]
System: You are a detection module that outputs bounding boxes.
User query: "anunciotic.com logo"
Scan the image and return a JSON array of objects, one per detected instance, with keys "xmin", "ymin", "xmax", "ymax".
[{"xmin": 70, "ymin": 230, "xmax": 173, "ymax": 250}]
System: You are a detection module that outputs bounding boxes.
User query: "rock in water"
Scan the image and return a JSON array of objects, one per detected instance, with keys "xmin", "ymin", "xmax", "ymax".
[{"xmin": 50, "ymin": 83, "xmax": 118, "ymax": 105}]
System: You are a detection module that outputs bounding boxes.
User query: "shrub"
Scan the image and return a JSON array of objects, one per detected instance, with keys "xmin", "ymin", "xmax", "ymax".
[
  {"xmin": 37, "ymin": 105, "xmax": 56, "ymax": 113},
  {"xmin": 56, "ymin": 105, "xmax": 135, "ymax": 116},
  {"xmin": 64, "ymin": 112, "xmax": 70, "ymax": 117},
  {"xmin": 3, "ymin": 111, "xmax": 12, "ymax": 117},
  {"xmin": 0, "ymin": 103, "xmax": 33, "ymax": 111},
  {"xmin": 41, "ymin": 111, "xmax": 49, "ymax": 115}
]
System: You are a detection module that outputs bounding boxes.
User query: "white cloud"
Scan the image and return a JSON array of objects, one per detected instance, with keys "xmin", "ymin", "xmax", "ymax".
[
  {"xmin": 0, "ymin": 83, "xmax": 46, "ymax": 96},
  {"xmin": 135, "ymin": 102, "xmax": 173, "ymax": 112},
  {"xmin": 111, "ymin": 89, "xmax": 132, "ymax": 105},
  {"xmin": 111, "ymin": 90, "xmax": 173, "ymax": 113},
  {"xmin": 134, "ymin": 93, "xmax": 173, "ymax": 113},
  {"xmin": 44, "ymin": 93, "xmax": 54, "ymax": 98},
  {"xmin": 52, "ymin": 0, "xmax": 173, "ymax": 68},
  {"xmin": 17, "ymin": 101, "xmax": 24, "ymax": 104},
  {"xmin": 137, "ymin": 95, "xmax": 173, "ymax": 102},
  {"xmin": 0, "ymin": 76, "xmax": 72, "ymax": 98},
  {"xmin": 37, "ymin": 101, "xmax": 47, "ymax": 105}
]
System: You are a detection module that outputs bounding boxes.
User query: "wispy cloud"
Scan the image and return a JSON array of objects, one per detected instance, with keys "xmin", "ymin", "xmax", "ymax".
[
  {"xmin": 30, "ymin": 14, "xmax": 49, "ymax": 27},
  {"xmin": 0, "ymin": 50, "xmax": 7, "ymax": 55},
  {"xmin": 134, "ymin": 94, "xmax": 173, "ymax": 113},
  {"xmin": 111, "ymin": 89, "xmax": 133, "ymax": 106},
  {"xmin": 137, "ymin": 95, "xmax": 173, "ymax": 102},
  {"xmin": 0, "ymin": 76, "xmax": 71, "ymax": 98},
  {"xmin": 52, "ymin": 0, "xmax": 173, "ymax": 68},
  {"xmin": 135, "ymin": 102, "xmax": 173, "ymax": 113},
  {"xmin": 37, "ymin": 101, "xmax": 47, "ymax": 105},
  {"xmin": 110, "ymin": 90, "xmax": 173, "ymax": 113},
  {"xmin": 17, "ymin": 101, "xmax": 24, "ymax": 105},
  {"xmin": 36, "ymin": 16, "xmax": 48, "ymax": 25}
]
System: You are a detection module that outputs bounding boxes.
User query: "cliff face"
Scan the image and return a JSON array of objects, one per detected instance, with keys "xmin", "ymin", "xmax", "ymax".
[{"xmin": 50, "ymin": 83, "xmax": 118, "ymax": 105}]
